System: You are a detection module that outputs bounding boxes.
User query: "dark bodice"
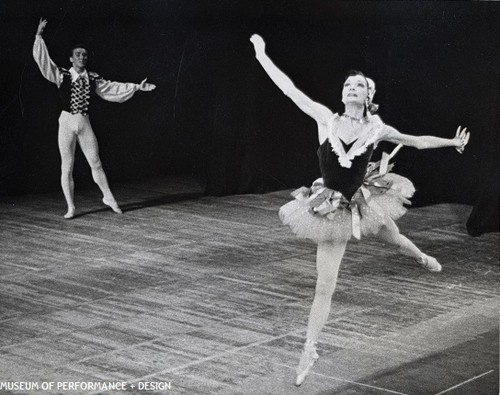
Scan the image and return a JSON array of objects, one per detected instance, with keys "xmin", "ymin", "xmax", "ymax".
[{"xmin": 317, "ymin": 139, "xmax": 374, "ymax": 201}]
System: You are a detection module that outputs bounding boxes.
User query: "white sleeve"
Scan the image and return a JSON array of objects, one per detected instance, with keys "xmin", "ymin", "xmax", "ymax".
[
  {"xmin": 33, "ymin": 35, "xmax": 61, "ymax": 87},
  {"xmin": 94, "ymin": 78, "xmax": 140, "ymax": 103}
]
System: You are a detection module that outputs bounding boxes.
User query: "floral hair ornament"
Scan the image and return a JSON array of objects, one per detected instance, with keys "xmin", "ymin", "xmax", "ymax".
[{"xmin": 366, "ymin": 77, "xmax": 379, "ymax": 114}]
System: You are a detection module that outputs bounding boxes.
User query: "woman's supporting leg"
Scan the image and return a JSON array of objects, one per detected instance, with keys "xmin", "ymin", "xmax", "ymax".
[
  {"xmin": 376, "ymin": 218, "xmax": 441, "ymax": 272},
  {"xmin": 58, "ymin": 125, "xmax": 77, "ymax": 219},
  {"xmin": 296, "ymin": 239, "xmax": 348, "ymax": 386},
  {"xmin": 77, "ymin": 122, "xmax": 122, "ymax": 214},
  {"xmin": 306, "ymin": 240, "xmax": 348, "ymax": 343}
]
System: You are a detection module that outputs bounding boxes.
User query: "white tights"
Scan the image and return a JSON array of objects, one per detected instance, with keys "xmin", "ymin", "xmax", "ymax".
[
  {"xmin": 305, "ymin": 218, "xmax": 425, "ymax": 344},
  {"xmin": 58, "ymin": 111, "xmax": 116, "ymax": 215}
]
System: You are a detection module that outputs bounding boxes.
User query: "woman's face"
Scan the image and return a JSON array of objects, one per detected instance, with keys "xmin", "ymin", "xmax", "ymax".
[{"xmin": 342, "ymin": 75, "xmax": 369, "ymax": 105}]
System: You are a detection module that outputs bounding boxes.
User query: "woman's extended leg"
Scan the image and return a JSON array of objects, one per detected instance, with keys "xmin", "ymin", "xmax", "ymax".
[
  {"xmin": 296, "ymin": 239, "xmax": 348, "ymax": 386},
  {"xmin": 376, "ymin": 218, "xmax": 441, "ymax": 272},
  {"xmin": 77, "ymin": 122, "xmax": 122, "ymax": 214}
]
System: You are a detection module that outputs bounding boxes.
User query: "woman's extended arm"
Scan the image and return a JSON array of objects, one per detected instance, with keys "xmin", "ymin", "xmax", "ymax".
[
  {"xmin": 382, "ymin": 125, "xmax": 470, "ymax": 153},
  {"xmin": 250, "ymin": 34, "xmax": 333, "ymax": 125}
]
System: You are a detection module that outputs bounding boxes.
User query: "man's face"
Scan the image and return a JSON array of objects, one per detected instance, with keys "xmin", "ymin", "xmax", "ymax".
[{"xmin": 70, "ymin": 48, "xmax": 88, "ymax": 69}]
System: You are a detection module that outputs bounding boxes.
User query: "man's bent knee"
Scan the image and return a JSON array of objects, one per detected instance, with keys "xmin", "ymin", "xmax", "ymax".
[{"xmin": 88, "ymin": 159, "xmax": 103, "ymax": 170}]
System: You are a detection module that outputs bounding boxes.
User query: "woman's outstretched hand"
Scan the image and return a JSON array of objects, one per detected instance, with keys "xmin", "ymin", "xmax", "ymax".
[
  {"xmin": 453, "ymin": 126, "xmax": 470, "ymax": 154},
  {"xmin": 138, "ymin": 78, "xmax": 156, "ymax": 92},
  {"xmin": 250, "ymin": 34, "xmax": 266, "ymax": 55},
  {"xmin": 36, "ymin": 18, "xmax": 47, "ymax": 36}
]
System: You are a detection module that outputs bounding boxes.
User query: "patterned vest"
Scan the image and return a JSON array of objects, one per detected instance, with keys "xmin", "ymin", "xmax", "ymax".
[{"xmin": 58, "ymin": 68, "xmax": 102, "ymax": 115}]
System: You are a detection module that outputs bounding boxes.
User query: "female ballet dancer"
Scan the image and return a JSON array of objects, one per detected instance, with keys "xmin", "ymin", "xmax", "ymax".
[
  {"xmin": 33, "ymin": 18, "xmax": 156, "ymax": 219},
  {"xmin": 250, "ymin": 34, "xmax": 470, "ymax": 386}
]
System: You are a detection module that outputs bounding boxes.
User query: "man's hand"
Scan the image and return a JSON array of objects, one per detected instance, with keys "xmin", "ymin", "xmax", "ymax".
[
  {"xmin": 37, "ymin": 18, "xmax": 47, "ymax": 36},
  {"xmin": 138, "ymin": 78, "xmax": 156, "ymax": 92}
]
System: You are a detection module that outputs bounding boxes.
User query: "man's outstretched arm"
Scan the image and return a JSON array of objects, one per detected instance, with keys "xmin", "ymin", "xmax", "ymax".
[{"xmin": 95, "ymin": 77, "xmax": 156, "ymax": 103}]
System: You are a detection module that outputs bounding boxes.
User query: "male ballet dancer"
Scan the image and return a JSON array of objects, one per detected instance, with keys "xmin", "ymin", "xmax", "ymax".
[{"xmin": 33, "ymin": 18, "xmax": 156, "ymax": 218}]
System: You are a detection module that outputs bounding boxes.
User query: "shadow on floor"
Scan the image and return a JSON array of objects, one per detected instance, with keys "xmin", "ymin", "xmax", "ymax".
[
  {"xmin": 317, "ymin": 328, "xmax": 499, "ymax": 395},
  {"xmin": 69, "ymin": 191, "xmax": 205, "ymax": 219}
]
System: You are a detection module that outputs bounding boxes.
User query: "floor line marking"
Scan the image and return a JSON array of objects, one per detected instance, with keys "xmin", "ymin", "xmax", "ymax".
[
  {"xmin": 433, "ymin": 369, "xmax": 495, "ymax": 395},
  {"xmin": 268, "ymin": 365, "xmax": 410, "ymax": 395}
]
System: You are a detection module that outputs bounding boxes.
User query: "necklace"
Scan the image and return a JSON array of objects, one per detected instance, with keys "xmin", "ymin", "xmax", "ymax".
[{"xmin": 341, "ymin": 113, "xmax": 365, "ymax": 124}]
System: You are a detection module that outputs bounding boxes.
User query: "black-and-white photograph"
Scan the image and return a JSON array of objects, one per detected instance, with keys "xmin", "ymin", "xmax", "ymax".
[{"xmin": 0, "ymin": 1, "xmax": 498, "ymax": 394}]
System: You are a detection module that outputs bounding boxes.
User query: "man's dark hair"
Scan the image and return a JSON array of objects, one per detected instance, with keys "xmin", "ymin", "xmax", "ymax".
[{"xmin": 69, "ymin": 44, "xmax": 89, "ymax": 57}]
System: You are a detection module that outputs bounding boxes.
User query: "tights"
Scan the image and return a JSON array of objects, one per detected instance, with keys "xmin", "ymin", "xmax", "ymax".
[
  {"xmin": 305, "ymin": 217, "xmax": 425, "ymax": 344},
  {"xmin": 58, "ymin": 111, "xmax": 117, "ymax": 217}
]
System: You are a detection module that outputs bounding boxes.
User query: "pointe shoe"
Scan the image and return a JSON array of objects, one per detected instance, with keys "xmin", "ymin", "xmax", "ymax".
[
  {"xmin": 102, "ymin": 198, "xmax": 122, "ymax": 214},
  {"xmin": 295, "ymin": 340, "xmax": 319, "ymax": 386},
  {"xmin": 64, "ymin": 207, "xmax": 76, "ymax": 219},
  {"xmin": 415, "ymin": 253, "xmax": 442, "ymax": 272}
]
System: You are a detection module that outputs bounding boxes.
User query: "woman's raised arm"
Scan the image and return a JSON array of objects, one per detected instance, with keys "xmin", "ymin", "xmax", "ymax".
[{"xmin": 250, "ymin": 34, "xmax": 333, "ymax": 125}]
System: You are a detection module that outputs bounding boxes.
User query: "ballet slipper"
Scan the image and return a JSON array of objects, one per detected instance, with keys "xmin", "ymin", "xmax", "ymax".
[
  {"xmin": 415, "ymin": 253, "xmax": 442, "ymax": 272},
  {"xmin": 102, "ymin": 197, "xmax": 122, "ymax": 214},
  {"xmin": 295, "ymin": 340, "xmax": 319, "ymax": 386},
  {"xmin": 64, "ymin": 207, "xmax": 76, "ymax": 219}
]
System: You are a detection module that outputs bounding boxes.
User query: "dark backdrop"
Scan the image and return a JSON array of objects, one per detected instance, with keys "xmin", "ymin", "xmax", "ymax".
[{"xmin": 1, "ymin": 1, "xmax": 498, "ymax": 232}]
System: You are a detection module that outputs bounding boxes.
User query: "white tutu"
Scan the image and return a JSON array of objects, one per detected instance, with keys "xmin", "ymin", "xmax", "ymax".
[{"xmin": 279, "ymin": 168, "xmax": 415, "ymax": 243}]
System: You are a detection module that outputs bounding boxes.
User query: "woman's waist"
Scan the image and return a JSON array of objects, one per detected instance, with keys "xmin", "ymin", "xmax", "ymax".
[{"xmin": 321, "ymin": 177, "xmax": 363, "ymax": 201}]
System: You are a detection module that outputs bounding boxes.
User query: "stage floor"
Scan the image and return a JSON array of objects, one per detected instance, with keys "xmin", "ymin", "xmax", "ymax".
[{"xmin": 0, "ymin": 177, "xmax": 498, "ymax": 395}]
